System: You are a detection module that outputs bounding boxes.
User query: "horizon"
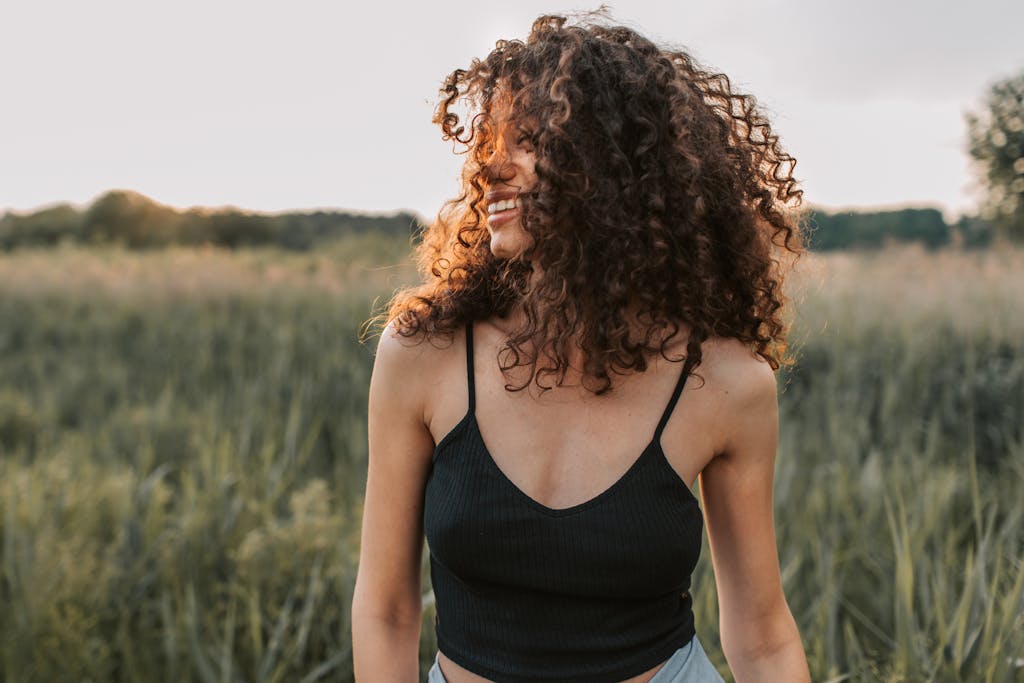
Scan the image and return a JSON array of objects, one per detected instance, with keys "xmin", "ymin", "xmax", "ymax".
[
  {"xmin": 0, "ymin": 188, "xmax": 967, "ymax": 225},
  {"xmin": 2, "ymin": 0, "xmax": 1022, "ymax": 224}
]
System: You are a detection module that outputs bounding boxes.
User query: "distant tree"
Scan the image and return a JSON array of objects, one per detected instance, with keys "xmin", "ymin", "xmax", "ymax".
[
  {"xmin": 82, "ymin": 190, "xmax": 186, "ymax": 247},
  {"xmin": 207, "ymin": 210, "xmax": 279, "ymax": 248},
  {"xmin": 952, "ymin": 214, "xmax": 996, "ymax": 249},
  {"xmin": 966, "ymin": 68, "xmax": 1024, "ymax": 242},
  {"xmin": 0, "ymin": 203, "xmax": 84, "ymax": 248},
  {"xmin": 807, "ymin": 207, "xmax": 950, "ymax": 251}
]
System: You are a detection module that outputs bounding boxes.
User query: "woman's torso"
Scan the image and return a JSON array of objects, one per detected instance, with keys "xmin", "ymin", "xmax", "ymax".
[{"xmin": 421, "ymin": 318, "xmax": 730, "ymax": 683}]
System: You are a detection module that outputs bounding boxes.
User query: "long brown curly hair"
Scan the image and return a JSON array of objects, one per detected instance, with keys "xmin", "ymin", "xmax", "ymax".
[{"xmin": 381, "ymin": 12, "xmax": 805, "ymax": 395}]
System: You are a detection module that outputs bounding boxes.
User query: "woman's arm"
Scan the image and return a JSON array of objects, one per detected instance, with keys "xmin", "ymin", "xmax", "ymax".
[
  {"xmin": 699, "ymin": 351, "xmax": 810, "ymax": 683},
  {"xmin": 351, "ymin": 324, "xmax": 438, "ymax": 682}
]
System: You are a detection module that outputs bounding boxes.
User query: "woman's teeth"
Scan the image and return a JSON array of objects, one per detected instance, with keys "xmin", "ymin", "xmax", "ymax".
[{"xmin": 487, "ymin": 198, "xmax": 520, "ymax": 215}]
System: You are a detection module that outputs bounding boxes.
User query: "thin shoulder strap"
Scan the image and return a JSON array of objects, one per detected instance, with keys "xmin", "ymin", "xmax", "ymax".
[
  {"xmin": 653, "ymin": 354, "xmax": 695, "ymax": 440},
  {"xmin": 465, "ymin": 321, "xmax": 476, "ymax": 414}
]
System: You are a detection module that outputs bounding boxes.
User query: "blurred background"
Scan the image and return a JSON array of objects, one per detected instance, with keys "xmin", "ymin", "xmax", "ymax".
[{"xmin": 1, "ymin": 1, "xmax": 1022, "ymax": 681}]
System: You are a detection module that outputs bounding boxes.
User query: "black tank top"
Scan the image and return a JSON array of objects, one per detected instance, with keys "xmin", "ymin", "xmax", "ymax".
[{"xmin": 423, "ymin": 322, "xmax": 704, "ymax": 682}]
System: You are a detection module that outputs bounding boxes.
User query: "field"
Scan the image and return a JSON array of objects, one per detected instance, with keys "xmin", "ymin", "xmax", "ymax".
[{"xmin": 0, "ymin": 238, "xmax": 1022, "ymax": 682}]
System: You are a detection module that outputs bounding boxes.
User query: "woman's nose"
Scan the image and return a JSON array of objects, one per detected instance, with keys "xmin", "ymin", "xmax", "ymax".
[{"xmin": 483, "ymin": 147, "xmax": 517, "ymax": 183}]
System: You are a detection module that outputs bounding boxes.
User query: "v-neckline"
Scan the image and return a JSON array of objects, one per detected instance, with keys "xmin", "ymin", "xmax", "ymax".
[
  {"xmin": 436, "ymin": 320, "xmax": 699, "ymax": 518},
  {"xmin": 469, "ymin": 413, "xmax": 670, "ymax": 518}
]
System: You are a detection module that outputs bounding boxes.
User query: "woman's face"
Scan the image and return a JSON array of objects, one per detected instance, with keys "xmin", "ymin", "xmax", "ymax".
[{"xmin": 481, "ymin": 104, "xmax": 538, "ymax": 260}]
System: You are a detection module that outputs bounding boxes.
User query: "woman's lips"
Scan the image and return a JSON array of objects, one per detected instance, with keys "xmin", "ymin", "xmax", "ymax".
[
  {"xmin": 487, "ymin": 205, "xmax": 520, "ymax": 229},
  {"xmin": 485, "ymin": 189, "xmax": 519, "ymax": 203}
]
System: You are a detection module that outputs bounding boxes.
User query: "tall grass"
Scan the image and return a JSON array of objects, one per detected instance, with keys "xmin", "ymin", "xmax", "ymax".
[{"xmin": 0, "ymin": 240, "xmax": 1021, "ymax": 682}]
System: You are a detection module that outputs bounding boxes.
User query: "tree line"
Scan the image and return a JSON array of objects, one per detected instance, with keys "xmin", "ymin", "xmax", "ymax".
[
  {"xmin": 1, "ymin": 189, "xmax": 1002, "ymax": 252},
  {"xmin": 806, "ymin": 207, "xmax": 996, "ymax": 250},
  {"xmin": 0, "ymin": 190, "xmax": 424, "ymax": 251}
]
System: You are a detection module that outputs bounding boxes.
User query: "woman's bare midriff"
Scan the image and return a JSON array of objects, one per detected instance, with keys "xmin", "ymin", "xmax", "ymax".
[{"xmin": 436, "ymin": 651, "xmax": 671, "ymax": 683}]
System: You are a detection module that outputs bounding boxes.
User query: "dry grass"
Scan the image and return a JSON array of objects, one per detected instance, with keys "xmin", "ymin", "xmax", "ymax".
[
  {"xmin": 0, "ymin": 235, "xmax": 417, "ymax": 300},
  {"xmin": 0, "ymin": 241, "xmax": 1021, "ymax": 682}
]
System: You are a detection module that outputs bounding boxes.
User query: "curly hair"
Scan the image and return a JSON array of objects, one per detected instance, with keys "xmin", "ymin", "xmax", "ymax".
[{"xmin": 381, "ymin": 12, "xmax": 806, "ymax": 395}]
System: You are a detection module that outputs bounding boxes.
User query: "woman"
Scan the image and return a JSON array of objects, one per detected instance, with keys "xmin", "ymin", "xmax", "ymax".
[{"xmin": 352, "ymin": 12, "xmax": 811, "ymax": 683}]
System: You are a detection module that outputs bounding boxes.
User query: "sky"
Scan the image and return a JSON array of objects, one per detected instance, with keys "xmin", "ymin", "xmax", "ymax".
[{"xmin": 1, "ymin": 0, "xmax": 1022, "ymax": 223}]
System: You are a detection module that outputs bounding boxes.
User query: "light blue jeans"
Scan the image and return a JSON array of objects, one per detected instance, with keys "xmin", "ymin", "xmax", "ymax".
[{"xmin": 427, "ymin": 635, "xmax": 725, "ymax": 682}]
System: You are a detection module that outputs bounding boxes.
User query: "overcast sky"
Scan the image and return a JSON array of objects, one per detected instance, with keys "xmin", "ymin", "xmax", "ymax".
[{"xmin": 2, "ymin": 0, "xmax": 1022, "ymax": 222}]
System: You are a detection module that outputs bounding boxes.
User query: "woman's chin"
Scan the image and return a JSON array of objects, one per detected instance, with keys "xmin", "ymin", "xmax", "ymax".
[
  {"xmin": 489, "ymin": 245, "xmax": 514, "ymax": 259},
  {"xmin": 489, "ymin": 239, "xmax": 524, "ymax": 260},
  {"xmin": 488, "ymin": 226, "xmax": 535, "ymax": 260}
]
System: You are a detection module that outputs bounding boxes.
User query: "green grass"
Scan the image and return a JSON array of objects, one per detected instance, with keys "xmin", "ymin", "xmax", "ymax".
[{"xmin": 0, "ymin": 240, "xmax": 1021, "ymax": 682}]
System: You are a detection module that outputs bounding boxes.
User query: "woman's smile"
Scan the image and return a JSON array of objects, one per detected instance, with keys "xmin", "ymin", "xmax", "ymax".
[{"xmin": 486, "ymin": 197, "xmax": 522, "ymax": 230}]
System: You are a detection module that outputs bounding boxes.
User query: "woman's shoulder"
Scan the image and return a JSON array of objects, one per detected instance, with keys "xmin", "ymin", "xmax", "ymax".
[
  {"xmin": 691, "ymin": 335, "xmax": 778, "ymax": 412},
  {"xmin": 372, "ymin": 320, "xmax": 467, "ymax": 420},
  {"xmin": 374, "ymin": 320, "xmax": 468, "ymax": 383}
]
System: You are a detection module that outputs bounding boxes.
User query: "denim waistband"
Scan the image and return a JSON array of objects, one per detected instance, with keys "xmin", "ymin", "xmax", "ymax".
[{"xmin": 426, "ymin": 635, "xmax": 725, "ymax": 682}]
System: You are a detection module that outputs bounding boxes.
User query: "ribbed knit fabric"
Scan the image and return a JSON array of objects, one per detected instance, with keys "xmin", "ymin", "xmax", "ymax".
[{"xmin": 423, "ymin": 322, "xmax": 704, "ymax": 683}]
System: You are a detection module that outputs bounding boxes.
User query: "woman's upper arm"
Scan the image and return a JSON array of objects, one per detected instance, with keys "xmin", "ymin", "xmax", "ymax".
[
  {"xmin": 699, "ymin": 351, "xmax": 795, "ymax": 656},
  {"xmin": 351, "ymin": 323, "xmax": 438, "ymax": 626}
]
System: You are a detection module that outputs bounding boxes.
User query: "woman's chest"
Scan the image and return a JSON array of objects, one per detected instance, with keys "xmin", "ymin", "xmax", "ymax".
[{"xmin": 423, "ymin": 421, "xmax": 705, "ymax": 599}]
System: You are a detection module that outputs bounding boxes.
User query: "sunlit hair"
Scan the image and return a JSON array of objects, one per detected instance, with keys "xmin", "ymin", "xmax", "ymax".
[{"xmin": 382, "ymin": 11, "xmax": 806, "ymax": 394}]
